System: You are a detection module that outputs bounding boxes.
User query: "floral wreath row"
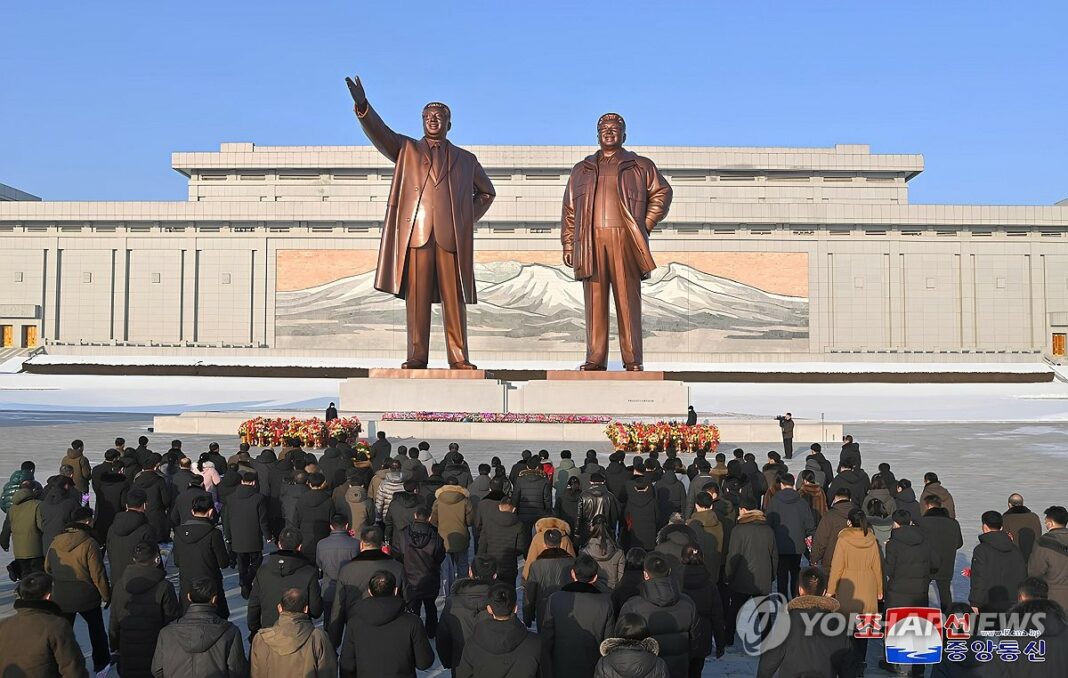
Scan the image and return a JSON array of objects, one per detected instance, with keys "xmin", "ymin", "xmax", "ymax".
[
  {"xmin": 605, "ymin": 421, "xmax": 720, "ymax": 452},
  {"xmin": 381, "ymin": 411, "xmax": 611, "ymax": 424},
  {"xmin": 238, "ymin": 416, "xmax": 362, "ymax": 449}
]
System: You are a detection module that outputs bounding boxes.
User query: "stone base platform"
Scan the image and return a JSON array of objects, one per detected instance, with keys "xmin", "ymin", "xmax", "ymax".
[{"xmin": 340, "ymin": 375, "xmax": 505, "ymax": 413}]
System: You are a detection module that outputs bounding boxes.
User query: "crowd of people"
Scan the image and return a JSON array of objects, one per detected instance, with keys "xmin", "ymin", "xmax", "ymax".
[{"xmin": 0, "ymin": 432, "xmax": 1066, "ymax": 677}]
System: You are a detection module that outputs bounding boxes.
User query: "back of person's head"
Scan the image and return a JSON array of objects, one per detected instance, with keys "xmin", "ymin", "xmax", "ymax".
[
  {"xmin": 179, "ymin": 456, "xmax": 192, "ymax": 469},
  {"xmin": 614, "ymin": 613, "xmax": 651, "ymax": 641},
  {"xmin": 408, "ymin": 448, "xmax": 420, "ymax": 459},
  {"xmin": 696, "ymin": 460, "xmax": 711, "ymax": 472},
  {"xmin": 330, "ymin": 513, "xmax": 349, "ymax": 530},
  {"xmin": 397, "ymin": 445, "xmax": 408, "ymax": 458},
  {"xmin": 498, "ymin": 498, "xmax": 515, "ymax": 512},
  {"xmin": 1019, "ymin": 577, "xmax": 1049, "ymax": 601},
  {"xmin": 521, "ymin": 449, "xmax": 532, "ymax": 460},
  {"xmin": 470, "ymin": 555, "xmax": 498, "ymax": 582},
  {"xmin": 360, "ymin": 525, "xmax": 384, "ymax": 549},
  {"xmin": 810, "ymin": 443, "xmax": 821, "ymax": 453},
  {"xmin": 104, "ymin": 449, "xmax": 119, "ymax": 462},
  {"xmin": 17, "ymin": 572, "xmax": 53, "ymax": 601},
  {"xmin": 682, "ymin": 544, "xmax": 703, "ymax": 566},
  {"xmin": 982, "ymin": 511, "xmax": 1004, "ymax": 530},
  {"xmin": 70, "ymin": 506, "xmax": 94, "ymax": 525},
  {"xmin": 847, "ymin": 507, "xmax": 869, "ymax": 535},
  {"xmin": 800, "ymin": 469, "xmax": 816, "ymax": 484},
  {"xmin": 572, "ymin": 554, "xmax": 598, "ymax": 583},
  {"xmin": 278, "ymin": 527, "xmax": 302, "ymax": 551},
  {"xmin": 1008, "ymin": 493, "xmax": 1024, "ymax": 507},
  {"xmin": 307, "ymin": 472, "xmax": 326, "ymax": 488},
  {"xmin": 561, "ymin": 450, "xmax": 572, "ymax": 459},
  {"xmin": 714, "ymin": 453, "xmax": 725, "ymax": 463},
  {"xmin": 368, "ymin": 570, "xmax": 397, "ymax": 598},
  {"xmin": 58, "ymin": 465, "xmax": 73, "ymax": 479},
  {"xmin": 733, "ymin": 448, "xmax": 744, "ymax": 459},
  {"xmin": 833, "ymin": 488, "xmax": 852, "ymax": 502},
  {"xmin": 867, "ymin": 498, "xmax": 888, "ymax": 519},
  {"xmin": 191, "ymin": 495, "xmax": 214, "ymax": 516},
  {"xmin": 878, "ymin": 462, "xmax": 891, "ymax": 473},
  {"xmin": 924, "ymin": 495, "xmax": 943, "ymax": 509},
  {"xmin": 891, "ymin": 509, "xmax": 912, "ymax": 527},
  {"xmin": 624, "ymin": 547, "xmax": 647, "ymax": 571},
  {"xmin": 567, "ymin": 476, "xmax": 580, "ymax": 489},
  {"xmin": 126, "ymin": 488, "xmax": 147, "ymax": 508},
  {"xmin": 280, "ymin": 587, "xmax": 308, "ymax": 613},
  {"xmin": 486, "ymin": 582, "xmax": 517, "ymax": 618},
  {"xmin": 138, "ymin": 436, "xmax": 150, "ymax": 447},
  {"xmin": 898, "ymin": 478, "xmax": 912, "ymax": 491},
  {"xmin": 240, "ymin": 471, "xmax": 257, "ymax": 484},
  {"xmin": 590, "ymin": 472, "xmax": 606, "ymax": 484},
  {"xmin": 403, "ymin": 479, "xmax": 419, "ymax": 493},
  {"xmin": 418, "ymin": 441, "xmax": 430, "ymax": 451},
  {"xmin": 779, "ymin": 472, "xmax": 795, "ymax": 487},
  {"xmin": 798, "ymin": 566, "xmax": 828, "ymax": 596},
  {"xmin": 413, "ymin": 506, "xmax": 430, "ymax": 522},
  {"xmin": 132, "ymin": 541, "xmax": 161, "ymax": 566},
  {"xmin": 743, "ymin": 453, "xmax": 755, "ymax": 462},
  {"xmin": 695, "ymin": 493, "xmax": 714, "ymax": 510},
  {"xmin": 145, "ymin": 453, "xmax": 162, "ymax": 469},
  {"xmin": 431, "ymin": 462, "xmax": 445, "ymax": 476},
  {"xmin": 444, "ymin": 475, "xmax": 459, "ymax": 486},
  {"xmin": 526, "ymin": 457, "xmax": 540, "ymax": 470},
  {"xmin": 870, "ymin": 475, "xmax": 886, "ymax": 491},
  {"xmin": 489, "ymin": 477, "xmax": 504, "ymax": 493},
  {"xmin": 643, "ymin": 553, "xmax": 670, "ymax": 579},
  {"xmin": 1045, "ymin": 506, "xmax": 1068, "ymax": 527},
  {"xmin": 839, "ymin": 459, "xmax": 855, "ymax": 471},
  {"xmin": 544, "ymin": 528, "xmax": 562, "ymax": 548},
  {"xmin": 188, "ymin": 576, "xmax": 218, "ymax": 604},
  {"xmin": 293, "ymin": 471, "xmax": 307, "ymax": 485},
  {"xmin": 539, "ymin": 450, "xmax": 549, "ymax": 460},
  {"xmin": 924, "ymin": 472, "xmax": 939, "ymax": 484},
  {"xmin": 20, "ymin": 460, "xmax": 35, "ymax": 472},
  {"xmin": 377, "ymin": 431, "xmax": 386, "ymax": 440}
]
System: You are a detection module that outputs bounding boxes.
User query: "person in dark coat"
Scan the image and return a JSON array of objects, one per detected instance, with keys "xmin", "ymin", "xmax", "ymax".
[
  {"xmin": 765, "ymin": 473, "xmax": 815, "ymax": 599},
  {"xmin": 279, "ymin": 470, "xmax": 308, "ymax": 529},
  {"xmin": 577, "ymin": 474, "xmax": 621, "ymax": 547},
  {"xmin": 827, "ymin": 460, "xmax": 868, "ymax": 509},
  {"xmin": 619, "ymin": 553, "xmax": 701, "ymax": 678},
  {"xmin": 1029, "ymin": 505, "xmax": 1068, "ymax": 611},
  {"xmin": 247, "ymin": 527, "xmax": 323, "ymax": 637},
  {"xmin": 680, "ymin": 546, "xmax": 724, "ymax": 674},
  {"xmin": 90, "ymin": 449, "xmax": 124, "ymax": 495},
  {"xmin": 130, "ymin": 454, "xmax": 173, "ymax": 543},
  {"xmin": 329, "ymin": 525, "xmax": 407, "ymax": 642},
  {"xmin": 106, "ymin": 489, "xmax": 157, "ymax": 587},
  {"xmin": 839, "ymin": 435, "xmax": 861, "ymax": 469},
  {"xmin": 224, "ymin": 472, "xmax": 271, "ymax": 598},
  {"xmin": 810, "ymin": 489, "xmax": 854, "ymax": 568},
  {"xmin": 611, "ymin": 548, "xmax": 647, "ymax": 615},
  {"xmin": 476, "ymin": 499, "xmax": 528, "ymax": 586},
  {"xmin": 724, "ymin": 508, "xmax": 777, "ymax": 643},
  {"xmin": 604, "ymin": 452, "xmax": 630, "ymax": 503},
  {"xmin": 622, "ymin": 477, "xmax": 661, "ymax": 551},
  {"xmin": 437, "ymin": 555, "xmax": 497, "ymax": 677},
  {"xmin": 385, "ymin": 479, "xmax": 423, "ymax": 544},
  {"xmin": 655, "ymin": 461, "xmax": 687, "ymax": 524},
  {"xmin": 969, "ymin": 510, "xmax": 1027, "ymax": 613},
  {"xmin": 474, "ymin": 477, "xmax": 507, "ymax": 546},
  {"xmin": 369, "ymin": 431, "xmax": 392, "ymax": 471},
  {"xmin": 171, "ymin": 494, "xmax": 230, "ymax": 619},
  {"xmin": 594, "ymin": 613, "xmax": 671, "ymax": 678},
  {"xmin": 1003, "ymin": 493, "xmax": 1044, "ymax": 563},
  {"xmin": 391, "ymin": 506, "xmax": 446, "ymax": 637},
  {"xmin": 325, "ymin": 402, "xmax": 338, "ymax": 421},
  {"xmin": 443, "ymin": 452, "xmax": 473, "ymax": 489},
  {"xmin": 456, "ymin": 582, "xmax": 542, "ymax": 678},
  {"xmin": 917, "ymin": 494, "xmax": 964, "ymax": 611},
  {"xmin": 555, "ymin": 475, "xmax": 583, "ymax": 537},
  {"xmin": 0, "ymin": 572, "xmax": 89, "ymax": 678},
  {"xmin": 522, "ymin": 528, "xmax": 574, "ymax": 628},
  {"xmin": 316, "ymin": 513, "xmax": 359, "ymax": 624},
  {"xmin": 108, "ymin": 541, "xmax": 180, "ymax": 678},
  {"xmin": 93, "ymin": 468, "xmax": 127, "ymax": 545},
  {"xmin": 541, "ymin": 554, "xmax": 615, "ymax": 678},
  {"xmin": 40, "ymin": 476, "xmax": 80, "ymax": 555},
  {"xmin": 336, "ymin": 569, "xmax": 434, "ymax": 678},
  {"xmin": 293, "ymin": 472, "xmax": 333, "ymax": 556},
  {"xmin": 755, "ymin": 566, "xmax": 855, "ymax": 678},
  {"xmin": 317, "ymin": 442, "xmax": 346, "ymax": 491},
  {"xmin": 151, "ymin": 576, "xmax": 248, "ymax": 678},
  {"xmin": 884, "ymin": 509, "xmax": 937, "ymax": 609},
  {"xmin": 169, "ymin": 478, "xmax": 212, "ymax": 531},
  {"xmin": 170, "ymin": 457, "xmax": 202, "ymax": 499},
  {"xmin": 895, "ymin": 478, "xmax": 922, "ymax": 524},
  {"xmin": 512, "ymin": 458, "xmax": 552, "ymax": 533},
  {"xmin": 686, "ymin": 406, "xmax": 697, "ymax": 426}
]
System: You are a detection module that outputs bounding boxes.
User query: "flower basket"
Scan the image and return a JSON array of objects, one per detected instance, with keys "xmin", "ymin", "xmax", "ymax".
[
  {"xmin": 238, "ymin": 416, "xmax": 362, "ymax": 449},
  {"xmin": 605, "ymin": 420, "xmax": 719, "ymax": 453}
]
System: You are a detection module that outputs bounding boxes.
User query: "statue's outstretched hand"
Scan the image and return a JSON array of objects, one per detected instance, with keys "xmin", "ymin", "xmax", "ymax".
[
  {"xmin": 345, "ymin": 76, "xmax": 367, "ymax": 107},
  {"xmin": 563, "ymin": 252, "xmax": 573, "ymax": 268}
]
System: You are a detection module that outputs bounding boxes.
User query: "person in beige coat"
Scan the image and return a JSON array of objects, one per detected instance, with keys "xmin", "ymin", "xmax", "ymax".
[
  {"xmin": 60, "ymin": 440, "xmax": 92, "ymax": 495},
  {"xmin": 432, "ymin": 482, "xmax": 475, "ymax": 592},
  {"xmin": 0, "ymin": 572, "xmax": 88, "ymax": 678},
  {"xmin": 523, "ymin": 516, "xmax": 577, "ymax": 580},
  {"xmin": 251, "ymin": 587, "xmax": 337, "ymax": 678},
  {"xmin": 828, "ymin": 507, "xmax": 883, "ymax": 673}
]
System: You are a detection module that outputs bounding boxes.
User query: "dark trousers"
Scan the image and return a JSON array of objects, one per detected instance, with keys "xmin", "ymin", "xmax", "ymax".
[
  {"xmin": 64, "ymin": 606, "xmax": 110, "ymax": 671},
  {"xmin": 783, "ymin": 438, "xmax": 793, "ymax": 459},
  {"xmin": 407, "ymin": 597, "xmax": 438, "ymax": 637},
  {"xmin": 13, "ymin": 557, "xmax": 44, "ymax": 579},
  {"xmin": 852, "ymin": 637, "xmax": 869, "ymax": 673},
  {"xmin": 777, "ymin": 554, "xmax": 802, "ymax": 599},
  {"xmin": 935, "ymin": 579, "xmax": 953, "ymax": 612},
  {"xmin": 404, "ymin": 238, "xmax": 470, "ymax": 366},
  {"xmin": 726, "ymin": 592, "xmax": 755, "ymax": 643},
  {"xmin": 237, "ymin": 551, "xmax": 263, "ymax": 596}
]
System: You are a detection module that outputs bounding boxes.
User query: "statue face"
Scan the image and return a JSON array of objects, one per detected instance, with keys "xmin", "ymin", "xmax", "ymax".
[
  {"xmin": 597, "ymin": 119, "xmax": 625, "ymax": 151},
  {"xmin": 422, "ymin": 106, "xmax": 451, "ymax": 141}
]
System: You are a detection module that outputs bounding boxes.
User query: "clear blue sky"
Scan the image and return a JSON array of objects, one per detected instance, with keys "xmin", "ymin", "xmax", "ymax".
[{"xmin": 2, "ymin": 2, "xmax": 1065, "ymax": 205}]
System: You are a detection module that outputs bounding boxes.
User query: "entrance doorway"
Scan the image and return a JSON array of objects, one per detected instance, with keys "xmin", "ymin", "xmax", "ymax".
[
  {"xmin": 1054, "ymin": 333, "xmax": 1066, "ymax": 357},
  {"xmin": 0, "ymin": 325, "xmax": 12, "ymax": 348},
  {"xmin": 21, "ymin": 325, "xmax": 38, "ymax": 348}
]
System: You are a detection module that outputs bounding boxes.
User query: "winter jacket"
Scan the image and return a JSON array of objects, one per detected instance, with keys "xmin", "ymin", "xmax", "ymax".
[
  {"xmin": 579, "ymin": 463, "xmax": 606, "ymax": 490},
  {"xmin": 604, "ymin": 462, "xmax": 630, "ymax": 501},
  {"xmin": 337, "ymin": 595, "xmax": 433, "ymax": 678},
  {"xmin": 223, "ymin": 485, "xmax": 270, "ymax": 553},
  {"xmin": 512, "ymin": 467, "xmax": 552, "ymax": 526},
  {"xmin": 655, "ymin": 472, "xmax": 686, "ymax": 521},
  {"xmin": 1027, "ymin": 527, "xmax": 1068, "ymax": 610},
  {"xmin": 343, "ymin": 484, "xmax": 374, "ymax": 530},
  {"xmin": 523, "ymin": 516, "xmax": 576, "ymax": 579},
  {"xmin": 294, "ymin": 488, "xmax": 333, "ymax": 556},
  {"xmin": 522, "ymin": 547, "xmax": 574, "ymax": 626},
  {"xmin": 392, "ymin": 520, "xmax": 446, "ymax": 601},
  {"xmin": 681, "ymin": 562, "xmax": 724, "ymax": 661},
  {"xmin": 975, "ymin": 599, "xmax": 1068, "ymax": 677},
  {"xmin": 827, "ymin": 469, "xmax": 868, "ymax": 507},
  {"xmin": 683, "ymin": 473, "xmax": 716, "ymax": 519},
  {"xmin": 1, "ymin": 487, "xmax": 44, "ymax": 558},
  {"xmin": 385, "ymin": 491, "xmax": 422, "ymax": 544},
  {"xmin": 132, "ymin": 470, "xmax": 173, "ymax": 542},
  {"xmin": 755, "ymin": 595, "xmax": 854, "ymax": 678},
  {"xmin": 468, "ymin": 473, "xmax": 492, "ymax": 510},
  {"xmin": 885, "ymin": 525, "xmax": 937, "ymax": 608},
  {"xmin": 169, "ymin": 486, "xmax": 212, "ymax": 529},
  {"xmin": 248, "ymin": 550, "xmax": 323, "ymax": 635},
  {"xmin": 109, "ymin": 563, "xmax": 180, "ymax": 677},
  {"xmin": 443, "ymin": 461, "xmax": 473, "ymax": 488},
  {"xmin": 622, "ymin": 487, "xmax": 660, "ymax": 550},
  {"xmin": 553, "ymin": 459, "xmax": 578, "ymax": 497},
  {"xmin": 577, "ymin": 485, "xmax": 620, "ymax": 546},
  {"xmin": 652, "ymin": 524, "xmax": 696, "ymax": 586},
  {"xmin": 456, "ymin": 616, "xmax": 541, "ymax": 678},
  {"xmin": 862, "ymin": 487, "xmax": 896, "ymax": 517},
  {"xmin": 554, "ymin": 486, "xmax": 582, "ymax": 537},
  {"xmin": 375, "ymin": 470, "xmax": 407, "ymax": 519},
  {"xmin": 611, "ymin": 568, "xmax": 645, "ymax": 615},
  {"xmin": 794, "ymin": 455, "xmax": 828, "ymax": 489},
  {"xmin": 766, "ymin": 487, "xmax": 815, "ymax": 555},
  {"xmin": 922, "ymin": 481, "xmax": 956, "ymax": 520},
  {"xmin": 724, "ymin": 511, "xmax": 778, "ymax": 596},
  {"xmin": 93, "ymin": 471, "xmax": 127, "ymax": 542},
  {"xmin": 0, "ymin": 598, "xmax": 88, "ymax": 678},
  {"xmin": 279, "ymin": 480, "xmax": 308, "ymax": 529},
  {"xmin": 2, "ymin": 469, "xmax": 40, "ymax": 513},
  {"xmin": 329, "ymin": 548, "xmax": 407, "ymax": 645},
  {"xmin": 619, "ymin": 577, "xmax": 700, "ymax": 678},
  {"xmin": 541, "ymin": 581, "xmax": 615, "ymax": 678},
  {"xmin": 895, "ymin": 486, "xmax": 922, "ymax": 523},
  {"xmin": 969, "ymin": 530, "xmax": 1027, "ymax": 612},
  {"xmin": 60, "ymin": 448, "xmax": 92, "ymax": 494},
  {"xmin": 432, "ymin": 485, "xmax": 474, "ymax": 553},
  {"xmin": 918, "ymin": 507, "xmax": 964, "ymax": 583},
  {"xmin": 317, "ymin": 448, "xmax": 347, "ymax": 490},
  {"xmin": 170, "ymin": 469, "xmax": 204, "ymax": 499},
  {"xmin": 686, "ymin": 510, "xmax": 724, "ymax": 579},
  {"xmin": 172, "ymin": 518, "xmax": 229, "ymax": 614},
  {"xmin": 316, "ymin": 529, "xmax": 359, "ymax": 603},
  {"xmin": 827, "ymin": 527, "xmax": 883, "ymax": 615},
  {"xmin": 45, "ymin": 524, "xmax": 110, "ymax": 613},
  {"xmin": 810, "ymin": 500, "xmax": 853, "ymax": 567},
  {"xmin": 476, "ymin": 507, "xmax": 528, "ymax": 584},
  {"xmin": 437, "ymin": 578, "xmax": 491, "ymax": 674},
  {"xmin": 594, "ymin": 637, "xmax": 670, "ymax": 678},
  {"xmin": 250, "ymin": 612, "xmax": 337, "ymax": 678},
  {"xmin": 1003, "ymin": 505, "xmax": 1043, "ymax": 562},
  {"xmin": 40, "ymin": 488, "xmax": 81, "ymax": 556},
  {"xmin": 151, "ymin": 603, "xmax": 248, "ymax": 678},
  {"xmin": 797, "ymin": 481, "xmax": 828, "ymax": 520},
  {"xmin": 583, "ymin": 535, "xmax": 626, "ymax": 591},
  {"xmin": 369, "ymin": 439, "xmax": 392, "ymax": 472}
]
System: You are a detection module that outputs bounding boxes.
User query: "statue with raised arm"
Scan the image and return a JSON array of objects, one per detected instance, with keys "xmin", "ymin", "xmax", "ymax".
[
  {"xmin": 561, "ymin": 113, "xmax": 672, "ymax": 371},
  {"xmin": 345, "ymin": 75, "xmax": 495, "ymax": 369}
]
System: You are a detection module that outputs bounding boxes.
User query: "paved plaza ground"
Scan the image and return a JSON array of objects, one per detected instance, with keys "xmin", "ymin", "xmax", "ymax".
[{"xmin": 1, "ymin": 411, "xmax": 1064, "ymax": 676}]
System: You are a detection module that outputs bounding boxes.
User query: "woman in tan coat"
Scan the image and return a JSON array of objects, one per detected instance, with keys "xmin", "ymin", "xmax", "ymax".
[{"xmin": 828, "ymin": 507, "xmax": 883, "ymax": 672}]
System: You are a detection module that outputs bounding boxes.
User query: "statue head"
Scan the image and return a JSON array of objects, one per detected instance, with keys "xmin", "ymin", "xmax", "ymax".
[
  {"xmin": 597, "ymin": 113, "xmax": 626, "ymax": 152},
  {"xmin": 423, "ymin": 102, "xmax": 452, "ymax": 141}
]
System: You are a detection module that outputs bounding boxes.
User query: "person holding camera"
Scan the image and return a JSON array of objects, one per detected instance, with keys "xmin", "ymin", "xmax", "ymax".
[{"xmin": 777, "ymin": 413, "xmax": 795, "ymax": 459}]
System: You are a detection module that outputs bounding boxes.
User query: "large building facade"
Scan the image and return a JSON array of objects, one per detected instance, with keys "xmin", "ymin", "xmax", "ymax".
[{"xmin": 2, "ymin": 142, "xmax": 1067, "ymax": 362}]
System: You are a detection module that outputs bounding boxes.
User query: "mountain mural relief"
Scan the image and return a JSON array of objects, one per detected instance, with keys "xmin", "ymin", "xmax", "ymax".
[{"xmin": 275, "ymin": 252, "xmax": 809, "ymax": 354}]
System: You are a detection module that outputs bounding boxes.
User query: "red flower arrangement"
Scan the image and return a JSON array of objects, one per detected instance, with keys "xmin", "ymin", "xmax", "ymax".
[
  {"xmin": 238, "ymin": 416, "xmax": 362, "ymax": 449},
  {"xmin": 605, "ymin": 420, "xmax": 720, "ymax": 453}
]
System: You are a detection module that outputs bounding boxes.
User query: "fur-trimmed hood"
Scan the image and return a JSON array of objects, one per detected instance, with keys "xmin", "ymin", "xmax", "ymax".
[
  {"xmin": 787, "ymin": 594, "xmax": 841, "ymax": 612},
  {"xmin": 435, "ymin": 484, "xmax": 470, "ymax": 501},
  {"xmin": 533, "ymin": 516, "xmax": 571, "ymax": 536},
  {"xmin": 599, "ymin": 636, "xmax": 660, "ymax": 657}
]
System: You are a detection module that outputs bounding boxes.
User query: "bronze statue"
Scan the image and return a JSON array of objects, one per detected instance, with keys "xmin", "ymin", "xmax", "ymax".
[
  {"xmin": 561, "ymin": 113, "xmax": 672, "ymax": 371},
  {"xmin": 345, "ymin": 75, "xmax": 495, "ymax": 369}
]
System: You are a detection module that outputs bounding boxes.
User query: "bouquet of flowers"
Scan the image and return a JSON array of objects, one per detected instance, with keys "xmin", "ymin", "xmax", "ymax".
[
  {"xmin": 381, "ymin": 412, "xmax": 611, "ymax": 424},
  {"xmin": 605, "ymin": 420, "xmax": 720, "ymax": 453},
  {"xmin": 238, "ymin": 416, "xmax": 362, "ymax": 448}
]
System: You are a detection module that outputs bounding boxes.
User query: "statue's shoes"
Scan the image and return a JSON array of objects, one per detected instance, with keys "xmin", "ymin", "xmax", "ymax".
[
  {"xmin": 401, "ymin": 361, "xmax": 428, "ymax": 369},
  {"xmin": 578, "ymin": 362, "xmax": 607, "ymax": 371},
  {"xmin": 624, "ymin": 363, "xmax": 644, "ymax": 372},
  {"xmin": 450, "ymin": 362, "xmax": 479, "ymax": 370}
]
